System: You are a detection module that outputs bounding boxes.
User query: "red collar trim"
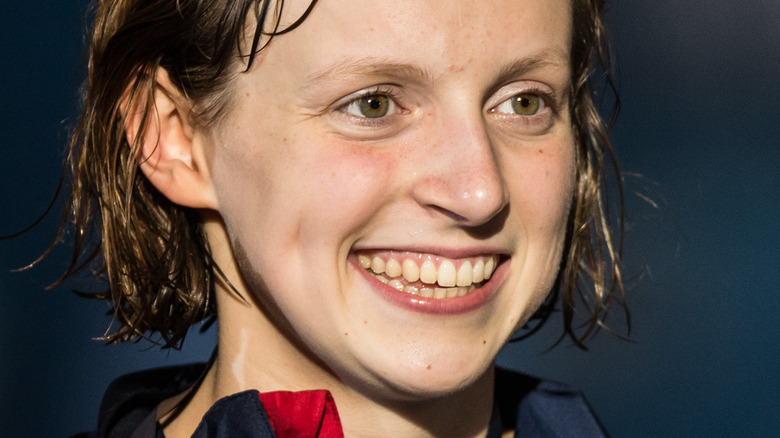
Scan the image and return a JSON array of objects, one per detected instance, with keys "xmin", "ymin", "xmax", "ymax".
[{"xmin": 258, "ymin": 390, "xmax": 345, "ymax": 438}]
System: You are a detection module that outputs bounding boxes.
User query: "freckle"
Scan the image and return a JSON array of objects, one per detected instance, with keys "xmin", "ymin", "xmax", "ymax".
[
  {"xmin": 538, "ymin": 149, "xmax": 543, "ymax": 154},
  {"xmin": 363, "ymin": 320, "xmax": 368, "ymax": 324},
  {"xmin": 282, "ymin": 137, "xmax": 287, "ymax": 143},
  {"xmin": 426, "ymin": 365, "xmax": 432, "ymax": 370},
  {"xmin": 344, "ymin": 332, "xmax": 349, "ymax": 336}
]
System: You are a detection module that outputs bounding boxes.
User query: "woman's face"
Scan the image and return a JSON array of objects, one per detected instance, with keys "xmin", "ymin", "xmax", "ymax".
[{"xmin": 207, "ymin": 0, "xmax": 574, "ymax": 398}]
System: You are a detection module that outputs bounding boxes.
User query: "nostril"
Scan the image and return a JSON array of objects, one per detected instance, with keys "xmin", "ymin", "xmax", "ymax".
[
  {"xmin": 464, "ymin": 205, "xmax": 510, "ymax": 240},
  {"xmin": 415, "ymin": 180, "xmax": 509, "ymax": 226},
  {"xmin": 427, "ymin": 204, "xmax": 469, "ymax": 223}
]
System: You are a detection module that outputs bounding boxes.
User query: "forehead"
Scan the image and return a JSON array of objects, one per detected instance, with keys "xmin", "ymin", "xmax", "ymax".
[{"xmin": 264, "ymin": 0, "xmax": 572, "ymax": 80}]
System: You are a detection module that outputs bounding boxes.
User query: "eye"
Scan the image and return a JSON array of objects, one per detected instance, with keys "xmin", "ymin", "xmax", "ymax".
[
  {"xmin": 328, "ymin": 87, "xmax": 413, "ymax": 138},
  {"xmin": 342, "ymin": 93, "xmax": 398, "ymax": 119},
  {"xmin": 494, "ymin": 93, "xmax": 542, "ymax": 116}
]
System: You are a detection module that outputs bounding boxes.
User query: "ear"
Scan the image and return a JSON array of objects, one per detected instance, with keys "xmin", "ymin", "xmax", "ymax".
[{"xmin": 123, "ymin": 69, "xmax": 219, "ymax": 209}]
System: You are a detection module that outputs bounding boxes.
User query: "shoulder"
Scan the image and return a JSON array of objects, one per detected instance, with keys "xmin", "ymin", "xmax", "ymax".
[
  {"xmin": 495, "ymin": 367, "xmax": 608, "ymax": 437},
  {"xmin": 74, "ymin": 363, "xmax": 207, "ymax": 438}
]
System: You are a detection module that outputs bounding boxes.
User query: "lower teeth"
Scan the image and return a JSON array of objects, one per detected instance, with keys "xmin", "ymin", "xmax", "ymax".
[{"xmin": 373, "ymin": 273, "xmax": 478, "ymax": 298}]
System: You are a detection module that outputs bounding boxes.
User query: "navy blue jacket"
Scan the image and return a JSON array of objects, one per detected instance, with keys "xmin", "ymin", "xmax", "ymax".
[{"xmin": 74, "ymin": 364, "xmax": 607, "ymax": 437}]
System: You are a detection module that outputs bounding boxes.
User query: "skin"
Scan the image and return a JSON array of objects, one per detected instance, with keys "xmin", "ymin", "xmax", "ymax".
[{"xmin": 145, "ymin": 0, "xmax": 576, "ymax": 436}]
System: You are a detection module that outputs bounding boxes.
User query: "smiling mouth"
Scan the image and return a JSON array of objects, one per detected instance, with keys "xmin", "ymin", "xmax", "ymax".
[{"xmin": 356, "ymin": 252, "xmax": 499, "ymax": 299}]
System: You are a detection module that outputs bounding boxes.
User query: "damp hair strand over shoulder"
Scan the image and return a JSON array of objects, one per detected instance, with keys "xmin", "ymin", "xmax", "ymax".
[{"xmin": 558, "ymin": 0, "xmax": 628, "ymax": 347}]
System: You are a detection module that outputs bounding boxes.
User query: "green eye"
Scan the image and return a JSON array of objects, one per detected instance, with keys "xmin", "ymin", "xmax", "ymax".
[
  {"xmin": 510, "ymin": 93, "xmax": 540, "ymax": 115},
  {"xmin": 358, "ymin": 95, "xmax": 390, "ymax": 118}
]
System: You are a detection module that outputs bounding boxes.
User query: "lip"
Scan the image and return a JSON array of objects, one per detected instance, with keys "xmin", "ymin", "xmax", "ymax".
[
  {"xmin": 351, "ymin": 254, "xmax": 508, "ymax": 315},
  {"xmin": 352, "ymin": 246, "xmax": 508, "ymax": 260}
]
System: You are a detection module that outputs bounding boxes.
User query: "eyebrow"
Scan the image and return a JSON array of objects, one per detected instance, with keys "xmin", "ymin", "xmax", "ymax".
[
  {"xmin": 493, "ymin": 51, "xmax": 570, "ymax": 85},
  {"xmin": 303, "ymin": 50, "xmax": 570, "ymax": 91},
  {"xmin": 305, "ymin": 56, "xmax": 435, "ymax": 86}
]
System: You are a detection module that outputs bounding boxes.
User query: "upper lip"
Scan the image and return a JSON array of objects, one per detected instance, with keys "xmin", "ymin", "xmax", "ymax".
[{"xmin": 350, "ymin": 245, "xmax": 510, "ymax": 260}]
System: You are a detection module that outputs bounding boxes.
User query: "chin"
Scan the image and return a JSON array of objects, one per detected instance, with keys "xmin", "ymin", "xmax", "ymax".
[
  {"xmin": 343, "ymin": 349, "xmax": 496, "ymax": 402},
  {"xmin": 399, "ymin": 370, "xmax": 489, "ymax": 400}
]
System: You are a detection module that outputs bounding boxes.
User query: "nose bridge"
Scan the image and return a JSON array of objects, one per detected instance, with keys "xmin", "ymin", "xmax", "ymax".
[{"xmin": 410, "ymin": 109, "xmax": 508, "ymax": 225}]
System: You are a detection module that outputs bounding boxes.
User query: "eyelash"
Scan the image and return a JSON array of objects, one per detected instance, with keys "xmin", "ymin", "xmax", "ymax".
[
  {"xmin": 488, "ymin": 87, "xmax": 559, "ymax": 132},
  {"xmin": 353, "ymin": 86, "xmax": 401, "ymax": 103},
  {"xmin": 338, "ymin": 86, "xmax": 404, "ymax": 121},
  {"xmin": 492, "ymin": 88, "xmax": 556, "ymax": 114}
]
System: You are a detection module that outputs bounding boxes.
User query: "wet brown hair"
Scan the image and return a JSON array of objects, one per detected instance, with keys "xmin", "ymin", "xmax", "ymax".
[{"xmin": 49, "ymin": 0, "xmax": 626, "ymax": 349}]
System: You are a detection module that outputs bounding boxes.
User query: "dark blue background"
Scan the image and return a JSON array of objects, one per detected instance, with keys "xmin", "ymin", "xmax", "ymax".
[{"xmin": 2, "ymin": 1, "xmax": 778, "ymax": 436}]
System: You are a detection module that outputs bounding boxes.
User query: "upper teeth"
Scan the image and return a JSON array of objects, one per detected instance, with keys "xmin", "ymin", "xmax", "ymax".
[{"xmin": 357, "ymin": 253, "xmax": 498, "ymax": 288}]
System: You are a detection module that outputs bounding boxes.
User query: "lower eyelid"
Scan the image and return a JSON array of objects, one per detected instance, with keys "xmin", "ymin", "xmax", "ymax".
[
  {"xmin": 488, "ymin": 107, "xmax": 555, "ymax": 133},
  {"xmin": 332, "ymin": 108, "xmax": 408, "ymax": 131},
  {"xmin": 489, "ymin": 106, "xmax": 550, "ymax": 119},
  {"xmin": 340, "ymin": 113, "xmax": 397, "ymax": 128}
]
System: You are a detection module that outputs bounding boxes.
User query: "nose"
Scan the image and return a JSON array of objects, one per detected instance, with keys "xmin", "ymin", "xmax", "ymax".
[{"xmin": 410, "ymin": 115, "xmax": 508, "ymax": 227}]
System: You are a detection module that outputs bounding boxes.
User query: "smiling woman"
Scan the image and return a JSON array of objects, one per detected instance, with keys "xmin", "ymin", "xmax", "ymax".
[{"xmin": 53, "ymin": 0, "xmax": 625, "ymax": 436}]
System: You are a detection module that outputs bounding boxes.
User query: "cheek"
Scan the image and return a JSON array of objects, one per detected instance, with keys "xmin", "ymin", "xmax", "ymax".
[
  {"xmin": 291, "ymin": 140, "xmax": 400, "ymax": 244},
  {"xmin": 503, "ymin": 143, "xmax": 576, "ymax": 238},
  {"xmin": 302, "ymin": 145, "xmax": 396, "ymax": 212},
  {"xmin": 500, "ymin": 141, "xmax": 575, "ymax": 325},
  {"xmin": 210, "ymin": 127, "xmax": 398, "ymax": 257}
]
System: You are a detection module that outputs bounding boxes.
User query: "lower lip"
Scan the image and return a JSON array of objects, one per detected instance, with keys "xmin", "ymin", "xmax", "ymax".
[{"xmin": 352, "ymin": 258, "xmax": 507, "ymax": 315}]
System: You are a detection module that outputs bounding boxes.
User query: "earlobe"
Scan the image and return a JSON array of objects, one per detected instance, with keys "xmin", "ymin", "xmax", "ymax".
[{"xmin": 123, "ymin": 69, "xmax": 219, "ymax": 210}]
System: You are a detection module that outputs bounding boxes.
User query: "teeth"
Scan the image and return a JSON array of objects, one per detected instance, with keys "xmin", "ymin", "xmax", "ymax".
[
  {"xmin": 402, "ymin": 259, "xmax": 420, "ymax": 282},
  {"xmin": 420, "ymin": 260, "xmax": 437, "ymax": 284},
  {"xmin": 371, "ymin": 256, "xmax": 386, "ymax": 274},
  {"xmin": 484, "ymin": 257, "xmax": 495, "ymax": 279},
  {"xmin": 437, "ymin": 260, "xmax": 456, "ymax": 287},
  {"xmin": 388, "ymin": 279, "xmax": 405, "ymax": 291},
  {"xmin": 385, "ymin": 258, "xmax": 402, "ymax": 278},
  {"xmin": 361, "ymin": 253, "xmax": 500, "ymax": 299},
  {"xmin": 456, "ymin": 261, "xmax": 473, "ymax": 287},
  {"xmin": 472, "ymin": 260, "xmax": 484, "ymax": 283},
  {"xmin": 358, "ymin": 255, "xmax": 372, "ymax": 269}
]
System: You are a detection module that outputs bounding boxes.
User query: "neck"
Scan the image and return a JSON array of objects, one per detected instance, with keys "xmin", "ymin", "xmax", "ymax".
[{"xmin": 163, "ymin": 288, "xmax": 497, "ymax": 438}]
